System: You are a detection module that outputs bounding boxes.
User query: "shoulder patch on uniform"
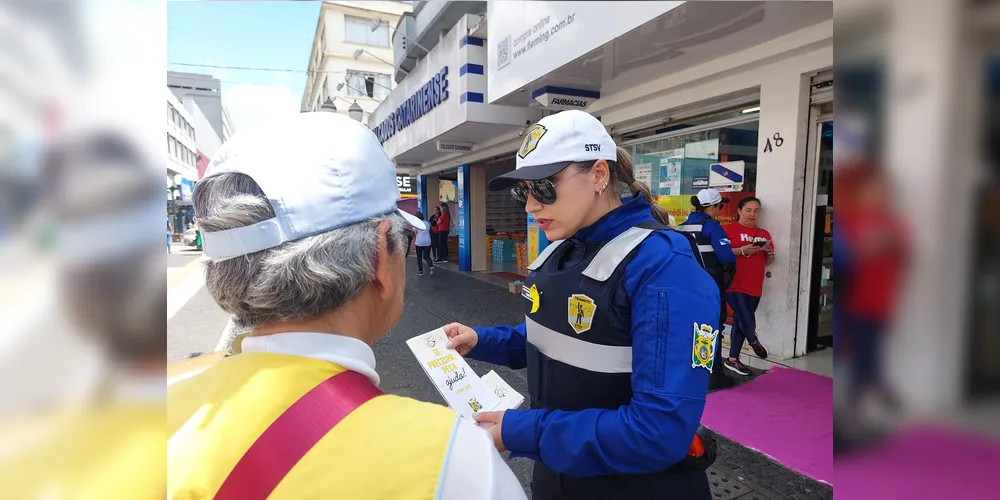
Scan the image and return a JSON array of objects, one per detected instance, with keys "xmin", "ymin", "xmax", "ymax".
[
  {"xmin": 567, "ymin": 294, "xmax": 596, "ymax": 334},
  {"xmin": 692, "ymin": 323, "xmax": 720, "ymax": 372}
]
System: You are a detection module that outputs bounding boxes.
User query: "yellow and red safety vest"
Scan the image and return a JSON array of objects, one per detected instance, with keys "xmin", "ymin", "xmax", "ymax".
[{"xmin": 169, "ymin": 352, "xmax": 458, "ymax": 499}]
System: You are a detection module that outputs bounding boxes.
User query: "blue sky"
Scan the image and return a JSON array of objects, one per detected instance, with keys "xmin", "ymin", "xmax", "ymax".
[{"xmin": 167, "ymin": 1, "xmax": 322, "ymax": 133}]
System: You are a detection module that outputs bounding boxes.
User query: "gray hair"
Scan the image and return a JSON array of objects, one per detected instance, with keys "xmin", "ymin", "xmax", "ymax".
[{"xmin": 193, "ymin": 172, "xmax": 407, "ymax": 329}]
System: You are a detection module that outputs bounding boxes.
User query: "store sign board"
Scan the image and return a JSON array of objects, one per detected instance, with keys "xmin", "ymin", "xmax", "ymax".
[
  {"xmin": 487, "ymin": 1, "xmax": 683, "ymax": 103},
  {"xmin": 397, "ymin": 175, "xmax": 416, "ymax": 195},
  {"xmin": 709, "ymin": 161, "xmax": 745, "ymax": 193},
  {"xmin": 373, "ymin": 67, "xmax": 450, "ymax": 145},
  {"xmin": 532, "ymin": 87, "xmax": 600, "ymax": 111},
  {"xmin": 437, "ymin": 140, "xmax": 473, "ymax": 153},
  {"xmin": 179, "ymin": 179, "xmax": 195, "ymax": 203},
  {"xmin": 368, "ymin": 20, "xmax": 466, "ymax": 160}
]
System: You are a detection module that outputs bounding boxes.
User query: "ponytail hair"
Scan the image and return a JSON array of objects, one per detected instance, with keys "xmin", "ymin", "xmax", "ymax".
[
  {"xmin": 691, "ymin": 196, "xmax": 708, "ymax": 212},
  {"xmin": 606, "ymin": 147, "xmax": 671, "ymax": 227}
]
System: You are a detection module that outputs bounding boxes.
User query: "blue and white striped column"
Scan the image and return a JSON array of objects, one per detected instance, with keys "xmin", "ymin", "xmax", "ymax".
[{"xmin": 458, "ymin": 34, "xmax": 486, "ymax": 104}]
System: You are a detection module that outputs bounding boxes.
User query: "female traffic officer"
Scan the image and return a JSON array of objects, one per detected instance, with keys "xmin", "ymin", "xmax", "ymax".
[
  {"xmin": 443, "ymin": 110, "xmax": 721, "ymax": 500},
  {"xmin": 677, "ymin": 189, "xmax": 756, "ymax": 389}
]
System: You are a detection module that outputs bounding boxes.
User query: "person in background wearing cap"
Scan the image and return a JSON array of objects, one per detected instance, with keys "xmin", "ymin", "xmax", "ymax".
[
  {"xmin": 677, "ymin": 189, "xmax": 756, "ymax": 390},
  {"xmin": 168, "ymin": 113, "xmax": 525, "ymax": 500},
  {"xmin": 443, "ymin": 110, "xmax": 719, "ymax": 499}
]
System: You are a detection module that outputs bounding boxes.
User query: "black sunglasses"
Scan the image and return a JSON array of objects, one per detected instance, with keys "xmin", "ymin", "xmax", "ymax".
[{"xmin": 509, "ymin": 164, "xmax": 588, "ymax": 206}]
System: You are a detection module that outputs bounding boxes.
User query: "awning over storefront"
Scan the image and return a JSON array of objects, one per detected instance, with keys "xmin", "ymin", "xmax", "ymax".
[
  {"xmin": 486, "ymin": 1, "xmax": 832, "ymax": 115},
  {"xmin": 369, "ymin": 14, "xmax": 541, "ymax": 171}
]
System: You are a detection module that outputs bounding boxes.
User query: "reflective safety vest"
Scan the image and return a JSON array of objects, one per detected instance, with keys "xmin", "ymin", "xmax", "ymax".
[
  {"xmin": 522, "ymin": 221, "xmax": 715, "ymax": 493},
  {"xmin": 676, "ymin": 222, "xmax": 732, "ymax": 288},
  {"xmin": 168, "ymin": 353, "xmax": 458, "ymax": 499},
  {"xmin": 0, "ymin": 403, "xmax": 166, "ymax": 498}
]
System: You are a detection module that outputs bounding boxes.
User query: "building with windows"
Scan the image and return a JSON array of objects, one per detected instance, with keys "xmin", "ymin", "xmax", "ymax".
[
  {"xmin": 166, "ymin": 88, "xmax": 198, "ymax": 235},
  {"xmin": 168, "ymin": 71, "xmax": 235, "ymax": 153},
  {"xmin": 301, "ymin": 1, "xmax": 411, "ymax": 124},
  {"xmin": 168, "ymin": 71, "xmax": 233, "ymax": 179}
]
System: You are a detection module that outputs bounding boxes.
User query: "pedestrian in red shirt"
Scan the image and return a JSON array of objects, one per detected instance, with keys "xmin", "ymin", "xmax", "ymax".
[
  {"xmin": 835, "ymin": 166, "xmax": 908, "ymax": 424},
  {"xmin": 436, "ymin": 202, "xmax": 451, "ymax": 262},
  {"xmin": 722, "ymin": 197, "xmax": 773, "ymax": 375}
]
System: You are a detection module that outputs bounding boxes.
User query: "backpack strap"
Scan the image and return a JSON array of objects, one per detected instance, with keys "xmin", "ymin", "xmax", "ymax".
[
  {"xmin": 214, "ymin": 370, "xmax": 383, "ymax": 500},
  {"xmin": 634, "ymin": 220, "xmax": 706, "ymax": 269}
]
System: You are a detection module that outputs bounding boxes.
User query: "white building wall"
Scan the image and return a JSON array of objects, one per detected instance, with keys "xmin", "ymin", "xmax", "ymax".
[
  {"xmin": 181, "ymin": 96, "xmax": 222, "ymax": 161},
  {"xmin": 303, "ymin": 1, "xmax": 410, "ymax": 124},
  {"xmin": 166, "ymin": 88, "xmax": 197, "ymax": 181}
]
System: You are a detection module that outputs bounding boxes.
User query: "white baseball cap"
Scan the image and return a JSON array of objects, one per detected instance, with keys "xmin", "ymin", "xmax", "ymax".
[
  {"xmin": 487, "ymin": 110, "xmax": 617, "ymax": 190},
  {"xmin": 199, "ymin": 112, "xmax": 425, "ymax": 262},
  {"xmin": 695, "ymin": 188, "xmax": 730, "ymax": 207}
]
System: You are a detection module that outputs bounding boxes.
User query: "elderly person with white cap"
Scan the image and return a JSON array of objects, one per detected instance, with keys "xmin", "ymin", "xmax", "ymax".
[{"xmin": 168, "ymin": 113, "xmax": 525, "ymax": 500}]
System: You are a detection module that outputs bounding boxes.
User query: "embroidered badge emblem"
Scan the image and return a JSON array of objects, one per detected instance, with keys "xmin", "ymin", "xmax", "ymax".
[
  {"xmin": 517, "ymin": 124, "xmax": 548, "ymax": 159},
  {"xmin": 567, "ymin": 294, "xmax": 597, "ymax": 334},
  {"xmin": 692, "ymin": 323, "xmax": 720, "ymax": 372}
]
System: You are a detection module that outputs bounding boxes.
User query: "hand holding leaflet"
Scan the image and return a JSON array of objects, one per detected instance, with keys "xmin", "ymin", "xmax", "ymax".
[{"xmin": 406, "ymin": 328, "xmax": 500, "ymax": 419}]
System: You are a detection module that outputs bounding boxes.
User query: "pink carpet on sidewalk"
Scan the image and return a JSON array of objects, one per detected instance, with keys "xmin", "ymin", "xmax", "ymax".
[
  {"xmin": 701, "ymin": 366, "xmax": 833, "ymax": 484},
  {"xmin": 835, "ymin": 424, "xmax": 1000, "ymax": 499}
]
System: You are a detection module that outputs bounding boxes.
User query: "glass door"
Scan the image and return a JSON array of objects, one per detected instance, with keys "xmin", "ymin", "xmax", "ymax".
[{"xmin": 807, "ymin": 116, "xmax": 834, "ymax": 352}]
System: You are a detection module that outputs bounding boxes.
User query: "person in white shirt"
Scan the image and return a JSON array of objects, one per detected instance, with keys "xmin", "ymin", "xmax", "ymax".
[
  {"xmin": 414, "ymin": 211, "xmax": 435, "ymax": 276},
  {"xmin": 168, "ymin": 112, "xmax": 526, "ymax": 500}
]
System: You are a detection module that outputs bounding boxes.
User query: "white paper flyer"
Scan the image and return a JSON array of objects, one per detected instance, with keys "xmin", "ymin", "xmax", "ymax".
[
  {"xmin": 481, "ymin": 370, "xmax": 524, "ymax": 412},
  {"xmin": 406, "ymin": 328, "xmax": 501, "ymax": 419}
]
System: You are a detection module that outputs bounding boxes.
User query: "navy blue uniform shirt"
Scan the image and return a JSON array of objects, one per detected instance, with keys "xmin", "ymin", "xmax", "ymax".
[
  {"xmin": 679, "ymin": 211, "xmax": 738, "ymax": 264},
  {"xmin": 468, "ymin": 195, "xmax": 721, "ymax": 477}
]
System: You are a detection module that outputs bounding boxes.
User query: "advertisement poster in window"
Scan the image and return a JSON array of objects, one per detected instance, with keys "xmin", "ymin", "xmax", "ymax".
[
  {"xmin": 660, "ymin": 155, "xmax": 683, "ymax": 195},
  {"xmin": 633, "ymin": 160, "xmax": 653, "ymax": 191}
]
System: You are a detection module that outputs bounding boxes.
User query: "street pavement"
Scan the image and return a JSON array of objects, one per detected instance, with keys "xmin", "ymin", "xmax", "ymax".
[{"xmin": 167, "ymin": 250, "xmax": 832, "ymax": 500}]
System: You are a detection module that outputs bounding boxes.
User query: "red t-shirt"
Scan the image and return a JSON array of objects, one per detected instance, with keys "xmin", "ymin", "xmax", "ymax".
[
  {"xmin": 839, "ymin": 209, "xmax": 909, "ymax": 319},
  {"xmin": 437, "ymin": 210, "xmax": 451, "ymax": 232},
  {"xmin": 724, "ymin": 223, "xmax": 772, "ymax": 297}
]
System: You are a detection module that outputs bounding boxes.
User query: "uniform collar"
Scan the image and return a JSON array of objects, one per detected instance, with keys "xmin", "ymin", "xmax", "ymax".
[
  {"xmin": 574, "ymin": 193, "xmax": 654, "ymax": 243},
  {"xmin": 241, "ymin": 332, "xmax": 380, "ymax": 386},
  {"xmin": 683, "ymin": 211, "xmax": 712, "ymax": 224}
]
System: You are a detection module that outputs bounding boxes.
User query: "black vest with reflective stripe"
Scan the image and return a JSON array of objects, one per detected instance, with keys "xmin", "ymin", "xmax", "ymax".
[
  {"xmin": 676, "ymin": 222, "xmax": 724, "ymax": 284},
  {"xmin": 523, "ymin": 221, "xmax": 672, "ymax": 412}
]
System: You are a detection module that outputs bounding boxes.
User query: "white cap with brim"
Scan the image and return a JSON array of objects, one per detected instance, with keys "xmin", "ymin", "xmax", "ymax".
[
  {"xmin": 487, "ymin": 110, "xmax": 617, "ymax": 191},
  {"xmin": 695, "ymin": 188, "xmax": 730, "ymax": 207},
  {"xmin": 199, "ymin": 112, "xmax": 425, "ymax": 262}
]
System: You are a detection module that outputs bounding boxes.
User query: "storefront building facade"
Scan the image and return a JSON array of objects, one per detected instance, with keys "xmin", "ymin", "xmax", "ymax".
[
  {"xmin": 368, "ymin": 9, "xmax": 544, "ymax": 273},
  {"xmin": 374, "ymin": 1, "xmax": 833, "ymax": 361}
]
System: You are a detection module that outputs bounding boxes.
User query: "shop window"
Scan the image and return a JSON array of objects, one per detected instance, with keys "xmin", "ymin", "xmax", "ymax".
[{"xmin": 629, "ymin": 119, "xmax": 759, "ymax": 226}]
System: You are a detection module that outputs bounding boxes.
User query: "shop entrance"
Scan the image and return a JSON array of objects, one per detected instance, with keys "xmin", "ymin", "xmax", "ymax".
[
  {"xmin": 791, "ymin": 70, "xmax": 835, "ymax": 357},
  {"xmin": 800, "ymin": 99, "xmax": 834, "ymax": 353},
  {"xmin": 484, "ymin": 157, "xmax": 528, "ymax": 278}
]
